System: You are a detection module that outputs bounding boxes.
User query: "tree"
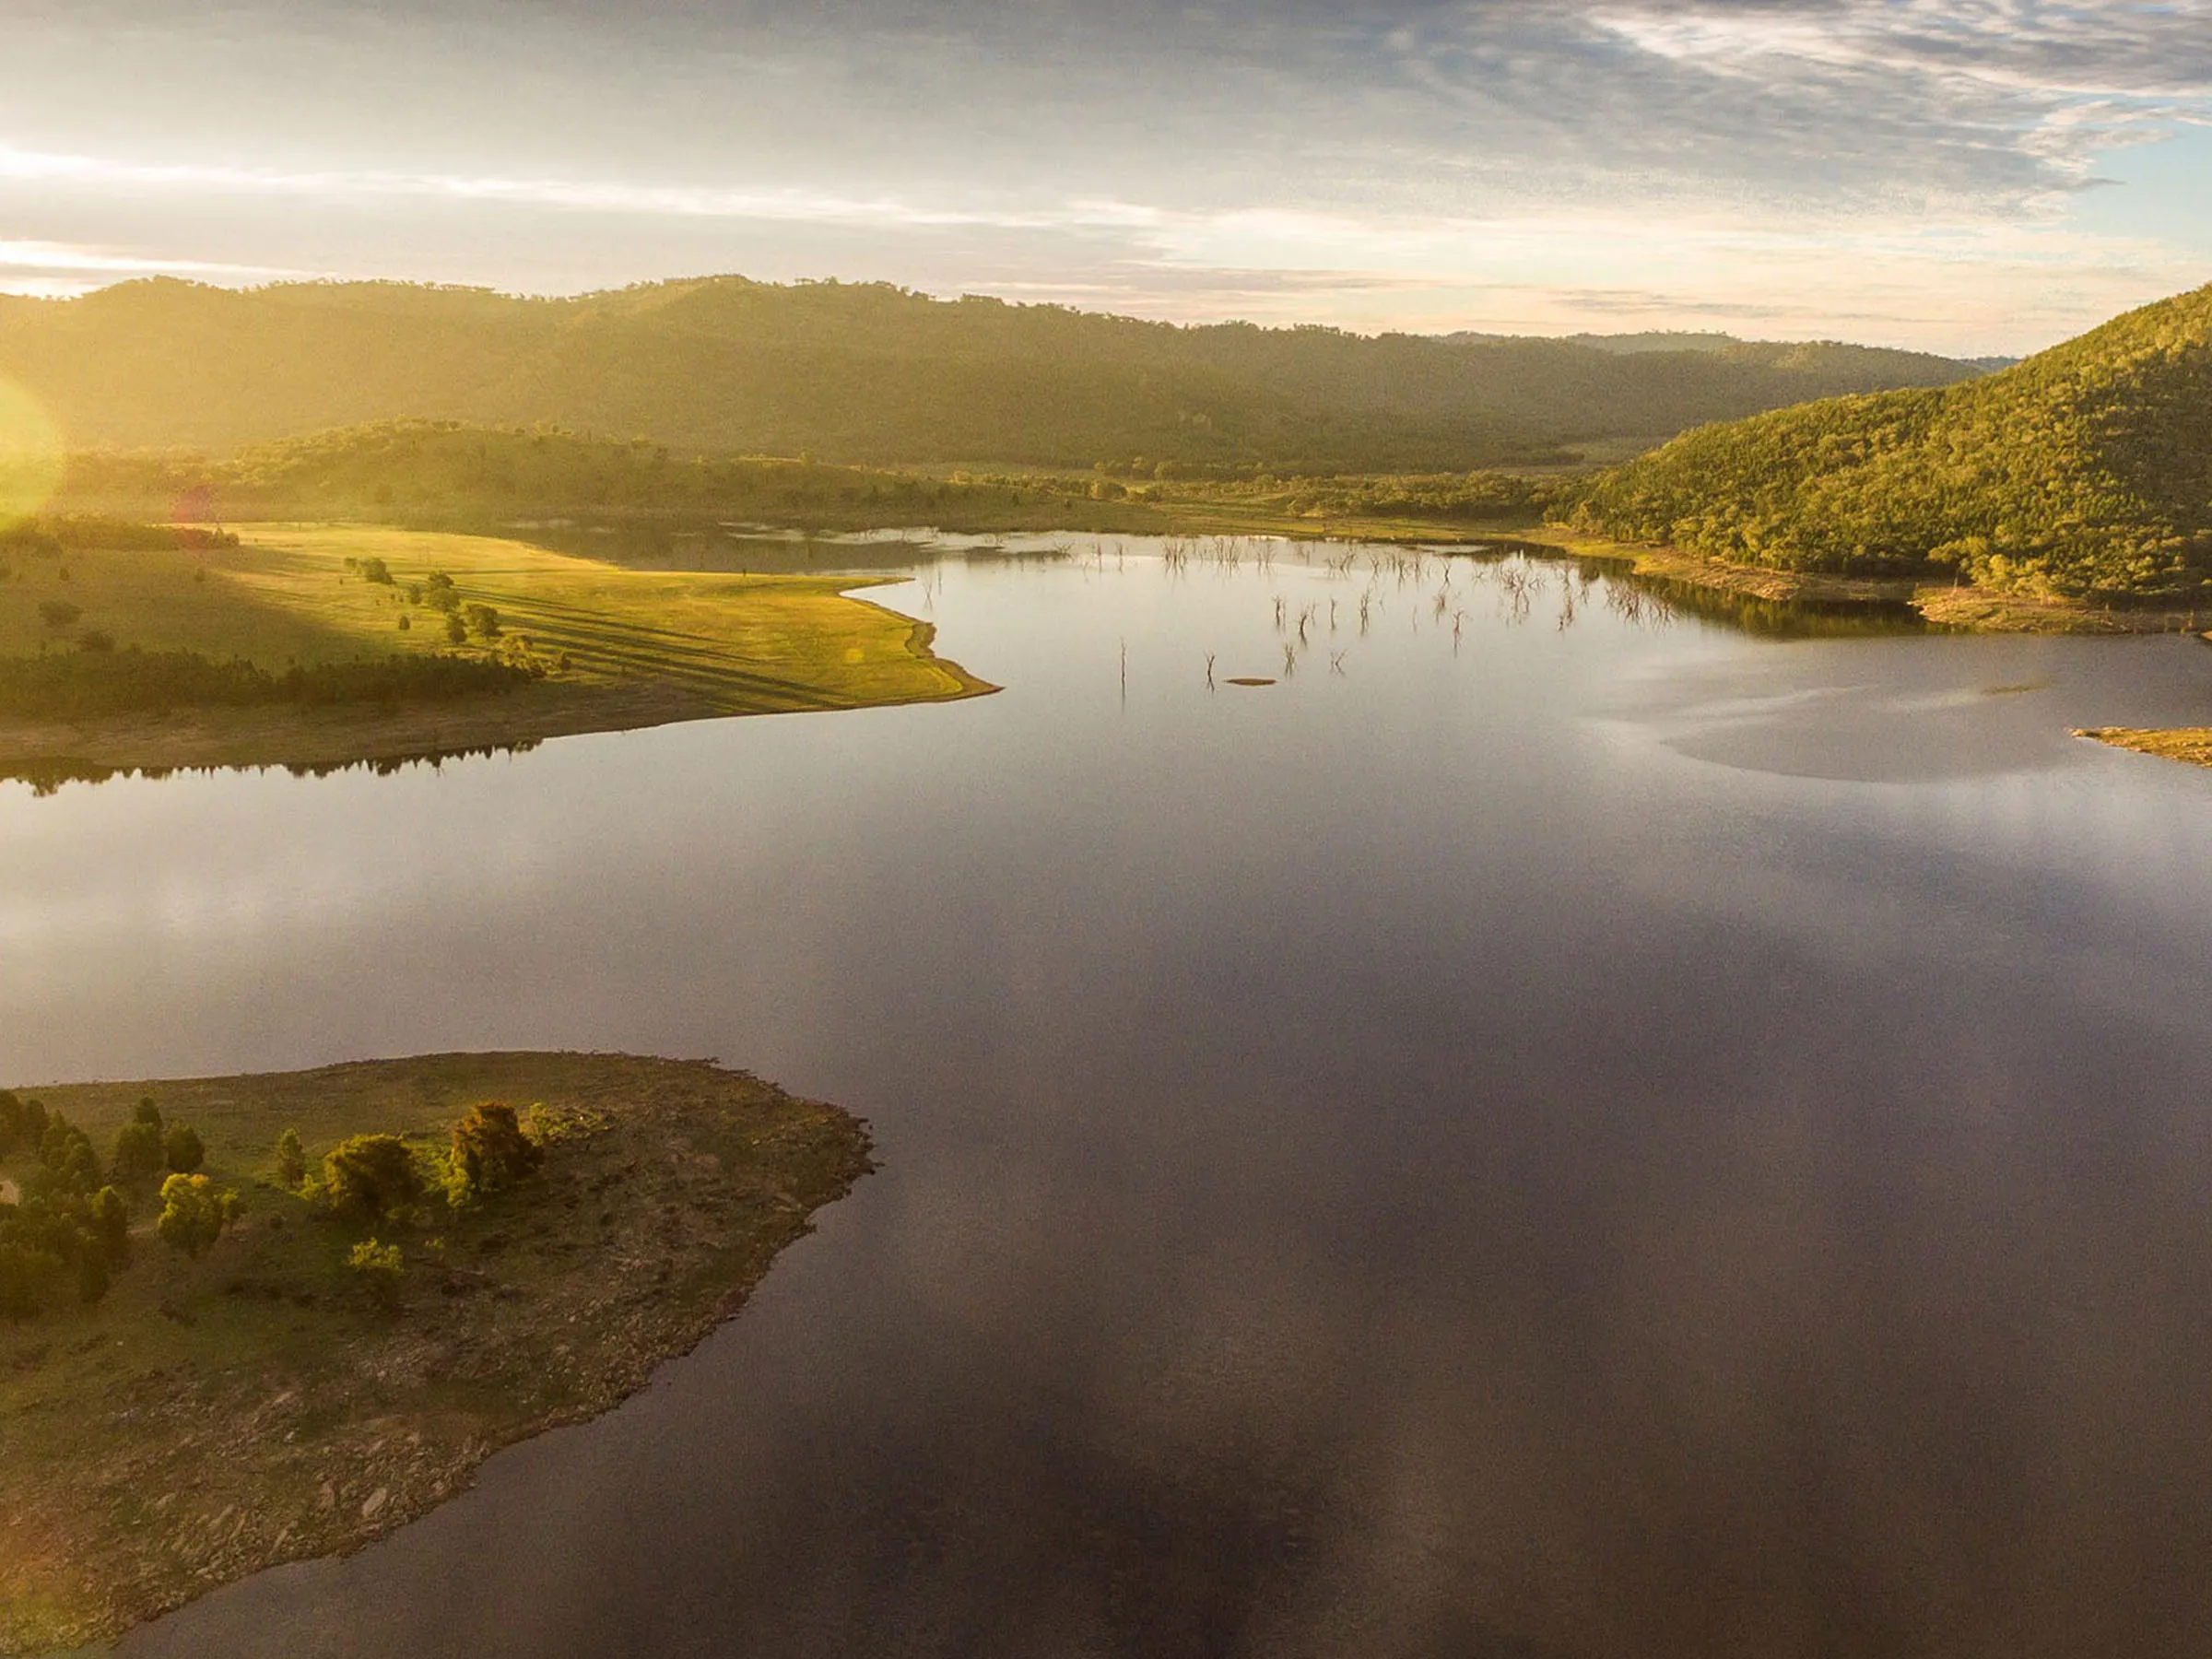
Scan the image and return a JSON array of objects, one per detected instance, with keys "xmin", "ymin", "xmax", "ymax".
[
  {"xmin": 275, "ymin": 1128, "xmax": 307, "ymax": 1189},
  {"xmin": 88, "ymin": 1185, "xmax": 131, "ymax": 1265},
  {"xmin": 41, "ymin": 1114, "xmax": 100, "ymax": 1196},
  {"xmin": 163, "ymin": 1123, "xmax": 206, "ymax": 1175},
  {"xmin": 5, "ymin": 1096, "xmax": 49, "ymax": 1159},
  {"xmin": 112, "ymin": 1102, "xmax": 166, "ymax": 1181},
  {"xmin": 321, "ymin": 1135, "xmax": 424, "ymax": 1226},
  {"xmin": 446, "ymin": 1102, "xmax": 543, "ymax": 1206},
  {"xmin": 156, "ymin": 1173, "xmax": 241, "ymax": 1260}
]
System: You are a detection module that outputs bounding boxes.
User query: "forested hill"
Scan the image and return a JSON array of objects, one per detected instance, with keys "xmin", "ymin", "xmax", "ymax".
[
  {"xmin": 1565, "ymin": 282, "xmax": 2212, "ymax": 600},
  {"xmin": 0, "ymin": 276, "xmax": 1981, "ymax": 473}
]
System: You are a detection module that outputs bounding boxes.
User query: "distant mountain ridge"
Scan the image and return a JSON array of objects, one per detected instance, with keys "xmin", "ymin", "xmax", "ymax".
[
  {"xmin": 0, "ymin": 276, "xmax": 1986, "ymax": 474},
  {"xmin": 1566, "ymin": 282, "xmax": 2212, "ymax": 599}
]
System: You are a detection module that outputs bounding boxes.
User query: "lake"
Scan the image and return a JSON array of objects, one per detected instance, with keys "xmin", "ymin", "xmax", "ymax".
[{"xmin": 10, "ymin": 540, "xmax": 2212, "ymax": 1658}]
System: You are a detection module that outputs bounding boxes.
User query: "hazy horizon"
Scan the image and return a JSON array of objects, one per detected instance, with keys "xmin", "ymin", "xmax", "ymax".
[{"xmin": 6, "ymin": 1, "xmax": 2210, "ymax": 359}]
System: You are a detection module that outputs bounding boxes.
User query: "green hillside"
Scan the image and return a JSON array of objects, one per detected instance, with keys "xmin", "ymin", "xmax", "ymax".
[
  {"xmin": 1565, "ymin": 282, "xmax": 2212, "ymax": 601},
  {"xmin": 53, "ymin": 420, "xmax": 1141, "ymax": 533},
  {"xmin": 0, "ymin": 276, "xmax": 1981, "ymax": 474}
]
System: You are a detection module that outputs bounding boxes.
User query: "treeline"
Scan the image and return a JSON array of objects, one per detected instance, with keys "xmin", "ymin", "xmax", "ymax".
[
  {"xmin": 0, "ymin": 516, "xmax": 239, "ymax": 557},
  {"xmin": 52, "ymin": 420, "xmax": 1564, "ymax": 533},
  {"xmin": 1177, "ymin": 469, "xmax": 1548, "ymax": 523},
  {"xmin": 0, "ymin": 646, "xmax": 538, "ymax": 720},
  {"xmin": 55, "ymin": 423, "xmax": 1155, "ymax": 533},
  {"xmin": 1564, "ymin": 281, "xmax": 2212, "ymax": 600},
  {"xmin": 0, "ymin": 276, "xmax": 1985, "ymax": 472}
]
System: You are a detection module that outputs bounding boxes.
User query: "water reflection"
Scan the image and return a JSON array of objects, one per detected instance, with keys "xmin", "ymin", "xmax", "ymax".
[
  {"xmin": 6, "ymin": 549, "xmax": 2212, "ymax": 1657},
  {"xmin": 1, "ymin": 740, "xmax": 540, "ymax": 797}
]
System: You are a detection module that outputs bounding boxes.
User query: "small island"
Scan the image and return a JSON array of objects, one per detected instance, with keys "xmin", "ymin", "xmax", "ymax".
[{"xmin": 0, "ymin": 1052, "xmax": 873, "ymax": 1654}]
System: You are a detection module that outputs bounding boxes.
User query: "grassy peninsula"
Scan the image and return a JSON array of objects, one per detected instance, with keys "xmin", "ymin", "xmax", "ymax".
[
  {"xmin": 0, "ymin": 1051, "xmax": 872, "ymax": 1654},
  {"xmin": 0, "ymin": 520, "xmax": 992, "ymax": 788}
]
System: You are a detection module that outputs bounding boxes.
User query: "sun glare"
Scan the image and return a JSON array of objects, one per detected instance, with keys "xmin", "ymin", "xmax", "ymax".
[{"xmin": 0, "ymin": 376, "xmax": 62, "ymax": 527}]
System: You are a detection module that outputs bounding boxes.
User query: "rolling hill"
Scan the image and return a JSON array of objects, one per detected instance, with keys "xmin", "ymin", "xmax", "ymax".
[
  {"xmin": 1565, "ymin": 282, "xmax": 2212, "ymax": 600},
  {"xmin": 0, "ymin": 276, "xmax": 1983, "ymax": 474}
]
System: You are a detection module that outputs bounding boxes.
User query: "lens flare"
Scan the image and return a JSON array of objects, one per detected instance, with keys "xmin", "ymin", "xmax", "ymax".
[{"xmin": 0, "ymin": 377, "xmax": 64, "ymax": 529}]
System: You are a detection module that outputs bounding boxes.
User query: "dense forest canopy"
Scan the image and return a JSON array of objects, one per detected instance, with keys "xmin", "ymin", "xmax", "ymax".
[
  {"xmin": 1565, "ymin": 282, "xmax": 2212, "ymax": 601},
  {"xmin": 0, "ymin": 276, "xmax": 1983, "ymax": 474}
]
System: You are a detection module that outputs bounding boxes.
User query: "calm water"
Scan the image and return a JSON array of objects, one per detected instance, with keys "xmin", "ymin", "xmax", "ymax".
[{"xmin": 11, "ymin": 544, "xmax": 2212, "ymax": 1658}]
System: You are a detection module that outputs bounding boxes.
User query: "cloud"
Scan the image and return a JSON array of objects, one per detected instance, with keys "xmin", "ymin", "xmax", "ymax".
[{"xmin": 1, "ymin": 1, "xmax": 2207, "ymax": 347}]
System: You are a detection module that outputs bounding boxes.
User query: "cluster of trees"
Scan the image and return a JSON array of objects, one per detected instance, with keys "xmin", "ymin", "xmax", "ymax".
[
  {"xmin": 288, "ymin": 1102, "xmax": 548, "ymax": 1302},
  {"xmin": 1564, "ymin": 282, "xmax": 2212, "ymax": 601},
  {"xmin": 0, "ymin": 1091, "xmax": 557, "ymax": 1321},
  {"xmin": 308, "ymin": 1102, "xmax": 543, "ymax": 1223},
  {"xmin": 0, "ymin": 1091, "xmax": 198, "ymax": 1318},
  {"xmin": 1, "ymin": 276, "xmax": 1985, "ymax": 474},
  {"xmin": 0, "ymin": 644, "xmax": 538, "ymax": 720},
  {"xmin": 0, "ymin": 515, "xmax": 237, "ymax": 559}
]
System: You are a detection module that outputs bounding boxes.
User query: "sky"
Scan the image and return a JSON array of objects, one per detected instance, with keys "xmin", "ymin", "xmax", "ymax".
[{"xmin": 2, "ymin": 0, "xmax": 2209, "ymax": 356}]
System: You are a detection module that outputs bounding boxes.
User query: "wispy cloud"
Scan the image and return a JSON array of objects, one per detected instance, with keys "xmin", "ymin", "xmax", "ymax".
[{"xmin": 1, "ymin": 1, "xmax": 2207, "ymax": 347}]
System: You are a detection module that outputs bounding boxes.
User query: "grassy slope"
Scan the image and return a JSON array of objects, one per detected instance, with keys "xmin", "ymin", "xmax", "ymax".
[
  {"xmin": 0, "ymin": 524, "xmax": 992, "ymax": 782},
  {"xmin": 1563, "ymin": 282, "xmax": 2212, "ymax": 601},
  {"xmin": 0, "ymin": 1053, "xmax": 872, "ymax": 1655}
]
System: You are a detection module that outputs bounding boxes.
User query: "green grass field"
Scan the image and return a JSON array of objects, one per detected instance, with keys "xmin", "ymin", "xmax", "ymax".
[
  {"xmin": 0, "ymin": 1053, "xmax": 871, "ymax": 1655},
  {"xmin": 0, "ymin": 524, "xmax": 992, "ymax": 782}
]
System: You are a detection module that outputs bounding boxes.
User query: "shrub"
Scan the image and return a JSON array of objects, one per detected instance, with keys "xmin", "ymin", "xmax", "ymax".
[
  {"xmin": 321, "ymin": 1135, "xmax": 425, "ymax": 1226},
  {"xmin": 347, "ymin": 1239, "xmax": 405, "ymax": 1308},
  {"xmin": 38, "ymin": 600, "xmax": 81, "ymax": 629},
  {"xmin": 446, "ymin": 1102, "xmax": 543, "ymax": 1206},
  {"xmin": 76, "ymin": 629, "xmax": 116, "ymax": 653},
  {"xmin": 0, "ymin": 1242, "xmax": 62, "ymax": 1320}
]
